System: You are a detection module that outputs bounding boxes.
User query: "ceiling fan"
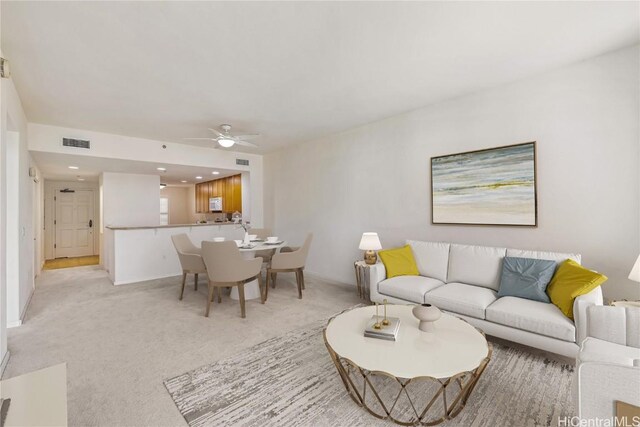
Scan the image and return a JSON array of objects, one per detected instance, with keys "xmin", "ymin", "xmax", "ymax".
[{"xmin": 184, "ymin": 124, "xmax": 260, "ymax": 148}]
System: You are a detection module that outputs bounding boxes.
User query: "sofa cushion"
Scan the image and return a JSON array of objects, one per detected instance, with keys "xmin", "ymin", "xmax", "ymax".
[
  {"xmin": 506, "ymin": 248, "xmax": 581, "ymax": 265},
  {"xmin": 486, "ymin": 296, "xmax": 576, "ymax": 342},
  {"xmin": 424, "ymin": 282, "xmax": 497, "ymax": 319},
  {"xmin": 406, "ymin": 240, "xmax": 450, "ymax": 282},
  {"xmin": 579, "ymin": 337, "xmax": 640, "ymax": 366},
  {"xmin": 378, "ymin": 276, "xmax": 445, "ymax": 304},
  {"xmin": 447, "ymin": 244, "xmax": 506, "ymax": 290},
  {"xmin": 498, "ymin": 257, "xmax": 556, "ymax": 303}
]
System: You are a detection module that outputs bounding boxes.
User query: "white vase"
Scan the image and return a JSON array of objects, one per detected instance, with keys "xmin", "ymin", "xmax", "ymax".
[
  {"xmin": 412, "ymin": 304, "xmax": 442, "ymax": 332},
  {"xmin": 243, "ymin": 232, "xmax": 250, "ymax": 244}
]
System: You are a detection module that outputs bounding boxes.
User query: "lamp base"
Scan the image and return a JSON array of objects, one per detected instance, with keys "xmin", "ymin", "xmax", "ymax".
[{"xmin": 364, "ymin": 250, "xmax": 377, "ymax": 265}]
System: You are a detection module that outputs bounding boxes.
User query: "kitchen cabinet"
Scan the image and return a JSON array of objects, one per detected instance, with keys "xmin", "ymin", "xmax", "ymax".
[{"xmin": 195, "ymin": 174, "xmax": 242, "ymax": 213}]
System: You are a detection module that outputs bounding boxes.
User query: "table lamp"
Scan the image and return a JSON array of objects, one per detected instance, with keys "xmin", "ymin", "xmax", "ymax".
[
  {"xmin": 629, "ymin": 255, "xmax": 640, "ymax": 282},
  {"xmin": 359, "ymin": 232, "xmax": 382, "ymax": 265}
]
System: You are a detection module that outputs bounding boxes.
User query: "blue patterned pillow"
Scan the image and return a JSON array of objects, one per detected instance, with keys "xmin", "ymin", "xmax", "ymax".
[{"xmin": 498, "ymin": 257, "xmax": 557, "ymax": 303}]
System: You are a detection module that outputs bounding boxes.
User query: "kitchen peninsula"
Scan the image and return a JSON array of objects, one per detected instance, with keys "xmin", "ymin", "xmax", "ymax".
[{"xmin": 104, "ymin": 222, "xmax": 246, "ymax": 285}]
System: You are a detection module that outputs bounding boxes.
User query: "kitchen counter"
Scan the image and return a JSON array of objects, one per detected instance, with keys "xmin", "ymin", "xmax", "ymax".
[
  {"xmin": 103, "ymin": 223, "xmax": 247, "ymax": 285},
  {"xmin": 106, "ymin": 222, "xmax": 241, "ymax": 230}
]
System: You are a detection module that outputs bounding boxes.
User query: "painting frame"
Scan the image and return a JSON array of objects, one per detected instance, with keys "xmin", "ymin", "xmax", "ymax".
[{"xmin": 430, "ymin": 141, "xmax": 538, "ymax": 227}]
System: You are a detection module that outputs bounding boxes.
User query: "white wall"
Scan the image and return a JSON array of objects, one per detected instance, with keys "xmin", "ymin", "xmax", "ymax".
[
  {"xmin": 28, "ymin": 123, "xmax": 265, "ymax": 227},
  {"xmin": 265, "ymin": 45, "xmax": 640, "ymax": 302},
  {"xmin": 160, "ymin": 186, "xmax": 190, "ymax": 225},
  {"xmin": 43, "ymin": 180, "xmax": 100, "ymax": 260},
  {"xmin": 1, "ymin": 60, "xmax": 37, "ymax": 332},
  {"xmin": 101, "ymin": 172, "xmax": 160, "ymax": 228}
]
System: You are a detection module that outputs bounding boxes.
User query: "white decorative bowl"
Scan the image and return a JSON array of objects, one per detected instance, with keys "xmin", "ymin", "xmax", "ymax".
[{"xmin": 412, "ymin": 304, "xmax": 442, "ymax": 332}]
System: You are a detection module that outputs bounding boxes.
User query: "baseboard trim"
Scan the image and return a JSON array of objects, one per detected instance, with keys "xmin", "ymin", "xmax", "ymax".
[
  {"xmin": 19, "ymin": 288, "xmax": 34, "ymax": 321},
  {"xmin": 113, "ymin": 272, "xmax": 181, "ymax": 286},
  {"xmin": 304, "ymin": 270, "xmax": 354, "ymax": 290},
  {"xmin": 7, "ymin": 320, "xmax": 22, "ymax": 328},
  {"xmin": 0, "ymin": 351, "xmax": 10, "ymax": 378}
]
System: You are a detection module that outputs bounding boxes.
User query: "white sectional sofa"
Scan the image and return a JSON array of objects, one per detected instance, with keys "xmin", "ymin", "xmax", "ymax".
[{"xmin": 369, "ymin": 241, "xmax": 604, "ymax": 358}]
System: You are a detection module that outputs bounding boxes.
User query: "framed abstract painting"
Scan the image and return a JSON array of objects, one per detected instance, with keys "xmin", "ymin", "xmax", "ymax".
[{"xmin": 430, "ymin": 142, "xmax": 537, "ymax": 226}]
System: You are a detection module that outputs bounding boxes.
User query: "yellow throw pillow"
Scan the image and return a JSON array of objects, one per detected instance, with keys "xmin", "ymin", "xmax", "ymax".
[
  {"xmin": 378, "ymin": 245, "xmax": 420, "ymax": 279},
  {"xmin": 546, "ymin": 259, "xmax": 607, "ymax": 319}
]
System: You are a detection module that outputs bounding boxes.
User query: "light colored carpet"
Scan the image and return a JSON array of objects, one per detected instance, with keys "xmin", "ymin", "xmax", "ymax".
[
  {"xmin": 5, "ymin": 265, "xmax": 362, "ymax": 426},
  {"xmin": 165, "ymin": 314, "xmax": 575, "ymax": 427}
]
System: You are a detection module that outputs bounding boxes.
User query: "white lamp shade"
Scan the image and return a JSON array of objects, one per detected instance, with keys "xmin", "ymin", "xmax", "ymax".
[
  {"xmin": 359, "ymin": 232, "xmax": 382, "ymax": 250},
  {"xmin": 629, "ymin": 255, "xmax": 640, "ymax": 282}
]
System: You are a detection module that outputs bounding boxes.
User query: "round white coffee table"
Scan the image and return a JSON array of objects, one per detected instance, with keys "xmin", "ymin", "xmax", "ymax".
[{"xmin": 324, "ymin": 304, "xmax": 491, "ymax": 425}]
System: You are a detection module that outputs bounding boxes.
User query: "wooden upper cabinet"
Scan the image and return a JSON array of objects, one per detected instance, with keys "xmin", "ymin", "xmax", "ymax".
[{"xmin": 194, "ymin": 174, "xmax": 242, "ymax": 213}]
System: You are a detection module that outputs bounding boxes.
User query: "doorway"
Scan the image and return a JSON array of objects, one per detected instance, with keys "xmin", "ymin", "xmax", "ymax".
[{"xmin": 54, "ymin": 189, "xmax": 95, "ymax": 258}]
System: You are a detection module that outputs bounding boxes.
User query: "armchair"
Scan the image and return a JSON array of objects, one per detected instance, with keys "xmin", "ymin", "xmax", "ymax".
[{"xmin": 575, "ymin": 305, "xmax": 640, "ymax": 420}]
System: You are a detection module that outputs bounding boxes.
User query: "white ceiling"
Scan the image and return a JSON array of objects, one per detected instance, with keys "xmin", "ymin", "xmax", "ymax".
[
  {"xmin": 3, "ymin": 2, "xmax": 639, "ymax": 153},
  {"xmin": 30, "ymin": 151, "xmax": 241, "ymax": 186}
]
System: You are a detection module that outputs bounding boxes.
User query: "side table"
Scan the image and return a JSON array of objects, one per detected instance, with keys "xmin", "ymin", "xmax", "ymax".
[
  {"xmin": 354, "ymin": 260, "xmax": 377, "ymax": 300},
  {"xmin": 610, "ymin": 300, "xmax": 640, "ymax": 308}
]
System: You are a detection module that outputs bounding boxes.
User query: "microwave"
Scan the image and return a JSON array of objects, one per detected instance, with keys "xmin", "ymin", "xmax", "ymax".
[{"xmin": 209, "ymin": 197, "xmax": 223, "ymax": 212}]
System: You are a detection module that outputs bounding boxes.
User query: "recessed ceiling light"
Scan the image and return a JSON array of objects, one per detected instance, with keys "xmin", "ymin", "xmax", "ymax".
[
  {"xmin": 68, "ymin": 166, "xmax": 79, "ymax": 170},
  {"xmin": 77, "ymin": 178, "xmax": 85, "ymax": 181},
  {"xmin": 212, "ymin": 171, "xmax": 220, "ymax": 175},
  {"xmin": 195, "ymin": 176, "xmax": 203, "ymax": 180},
  {"xmin": 157, "ymin": 167, "xmax": 167, "ymax": 171},
  {"xmin": 181, "ymin": 180, "xmax": 188, "ymax": 183}
]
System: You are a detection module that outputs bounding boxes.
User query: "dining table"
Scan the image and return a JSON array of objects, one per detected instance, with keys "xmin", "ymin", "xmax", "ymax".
[{"xmin": 229, "ymin": 239, "xmax": 288, "ymax": 300}]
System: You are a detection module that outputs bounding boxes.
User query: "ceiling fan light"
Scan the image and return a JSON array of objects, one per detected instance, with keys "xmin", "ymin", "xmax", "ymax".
[{"xmin": 218, "ymin": 138, "xmax": 235, "ymax": 148}]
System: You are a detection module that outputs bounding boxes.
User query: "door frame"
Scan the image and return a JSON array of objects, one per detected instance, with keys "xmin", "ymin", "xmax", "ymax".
[{"xmin": 45, "ymin": 181, "xmax": 99, "ymax": 260}]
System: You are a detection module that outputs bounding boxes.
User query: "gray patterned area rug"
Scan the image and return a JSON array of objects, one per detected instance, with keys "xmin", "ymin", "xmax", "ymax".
[{"xmin": 164, "ymin": 315, "xmax": 574, "ymax": 427}]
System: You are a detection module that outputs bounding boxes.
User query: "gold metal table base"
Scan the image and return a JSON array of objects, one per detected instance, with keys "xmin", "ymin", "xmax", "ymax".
[{"xmin": 323, "ymin": 326, "xmax": 492, "ymax": 426}]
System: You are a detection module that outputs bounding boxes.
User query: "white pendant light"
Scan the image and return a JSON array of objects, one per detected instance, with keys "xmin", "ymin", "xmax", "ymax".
[{"xmin": 218, "ymin": 138, "xmax": 235, "ymax": 148}]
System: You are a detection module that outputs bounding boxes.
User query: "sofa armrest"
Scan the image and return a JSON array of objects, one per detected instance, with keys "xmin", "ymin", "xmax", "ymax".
[
  {"xmin": 367, "ymin": 262, "xmax": 387, "ymax": 302},
  {"xmin": 574, "ymin": 286, "xmax": 604, "ymax": 345},
  {"xmin": 575, "ymin": 362, "xmax": 640, "ymax": 419}
]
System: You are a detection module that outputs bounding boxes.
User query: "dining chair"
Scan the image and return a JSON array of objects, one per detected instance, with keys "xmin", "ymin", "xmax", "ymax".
[
  {"xmin": 251, "ymin": 228, "xmax": 275, "ymax": 264},
  {"xmin": 201, "ymin": 241, "xmax": 265, "ymax": 318},
  {"xmin": 265, "ymin": 234, "xmax": 313, "ymax": 300},
  {"xmin": 171, "ymin": 233, "xmax": 207, "ymax": 300}
]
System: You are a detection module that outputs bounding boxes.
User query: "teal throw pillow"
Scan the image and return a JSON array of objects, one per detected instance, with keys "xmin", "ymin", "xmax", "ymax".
[{"xmin": 498, "ymin": 257, "xmax": 557, "ymax": 303}]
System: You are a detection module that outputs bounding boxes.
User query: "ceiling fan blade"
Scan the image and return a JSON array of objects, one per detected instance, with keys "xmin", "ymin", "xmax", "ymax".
[
  {"xmin": 234, "ymin": 134, "xmax": 260, "ymax": 141},
  {"xmin": 183, "ymin": 137, "xmax": 217, "ymax": 140},
  {"xmin": 208, "ymin": 128, "xmax": 226, "ymax": 137},
  {"xmin": 234, "ymin": 140, "xmax": 259, "ymax": 148}
]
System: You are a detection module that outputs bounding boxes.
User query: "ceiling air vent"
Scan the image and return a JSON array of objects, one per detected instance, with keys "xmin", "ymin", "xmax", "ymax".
[
  {"xmin": 236, "ymin": 158, "xmax": 249, "ymax": 166},
  {"xmin": 62, "ymin": 137, "xmax": 90, "ymax": 149}
]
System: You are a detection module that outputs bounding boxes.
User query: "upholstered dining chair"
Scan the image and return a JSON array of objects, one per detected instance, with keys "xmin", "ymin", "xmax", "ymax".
[
  {"xmin": 171, "ymin": 233, "xmax": 207, "ymax": 300},
  {"xmin": 201, "ymin": 241, "xmax": 265, "ymax": 318},
  {"xmin": 265, "ymin": 234, "xmax": 313, "ymax": 300},
  {"xmin": 251, "ymin": 228, "xmax": 275, "ymax": 265}
]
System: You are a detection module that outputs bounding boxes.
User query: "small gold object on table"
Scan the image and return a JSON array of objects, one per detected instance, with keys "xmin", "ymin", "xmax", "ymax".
[
  {"xmin": 382, "ymin": 299, "xmax": 390, "ymax": 326},
  {"xmin": 364, "ymin": 301, "xmax": 400, "ymax": 341},
  {"xmin": 373, "ymin": 303, "xmax": 382, "ymax": 329}
]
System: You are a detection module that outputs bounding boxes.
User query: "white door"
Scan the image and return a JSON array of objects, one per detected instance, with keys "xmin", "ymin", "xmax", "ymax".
[{"xmin": 55, "ymin": 190, "xmax": 94, "ymax": 258}]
